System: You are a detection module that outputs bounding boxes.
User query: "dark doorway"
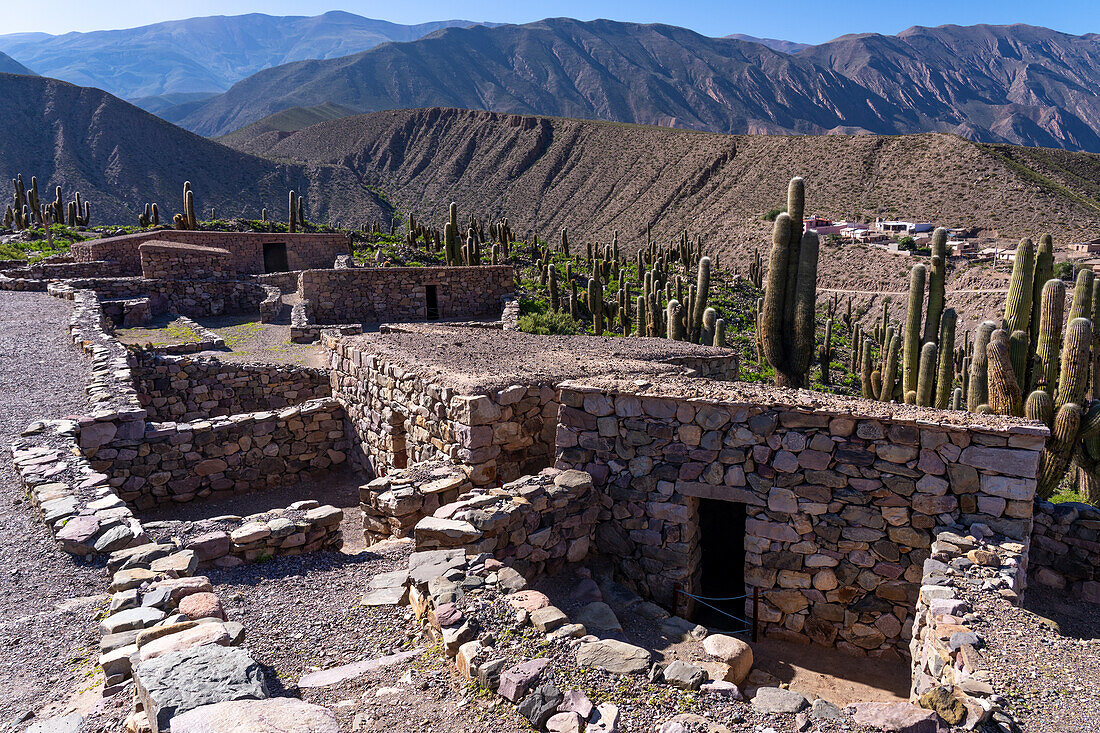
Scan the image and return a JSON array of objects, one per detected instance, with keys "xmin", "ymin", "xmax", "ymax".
[
  {"xmin": 263, "ymin": 242, "xmax": 289, "ymax": 273},
  {"xmin": 696, "ymin": 498, "xmax": 747, "ymax": 630},
  {"xmin": 425, "ymin": 284, "xmax": 439, "ymax": 320}
]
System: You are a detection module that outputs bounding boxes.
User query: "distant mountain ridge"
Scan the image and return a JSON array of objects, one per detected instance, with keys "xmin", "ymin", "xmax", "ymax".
[
  {"xmin": 0, "ymin": 50, "xmax": 34, "ymax": 75},
  {"xmin": 723, "ymin": 34, "xmax": 810, "ymax": 53},
  {"xmin": 0, "ymin": 72, "xmax": 387, "ymax": 224},
  {"xmin": 0, "ymin": 11, "xmax": 495, "ymax": 100},
  {"xmin": 175, "ymin": 19, "xmax": 1100, "ymax": 153}
]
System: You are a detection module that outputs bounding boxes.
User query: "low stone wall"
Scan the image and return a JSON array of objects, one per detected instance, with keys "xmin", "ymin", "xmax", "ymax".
[
  {"xmin": 130, "ymin": 350, "xmax": 330, "ymax": 422},
  {"xmin": 360, "ymin": 460, "xmax": 473, "ymax": 544},
  {"xmin": 72, "ymin": 229, "xmax": 350, "ymax": 275},
  {"xmin": 1029, "ymin": 499, "xmax": 1100, "ymax": 600},
  {"xmin": 0, "ymin": 260, "xmax": 118, "ymax": 291},
  {"xmin": 139, "ymin": 241, "xmax": 234, "ymax": 280},
  {"xmin": 62, "ymin": 276, "xmax": 268, "ymax": 318},
  {"xmin": 92, "ymin": 398, "xmax": 349, "ymax": 509},
  {"xmin": 147, "ymin": 500, "xmax": 346, "ymax": 566},
  {"xmin": 298, "ymin": 265, "xmax": 513, "ymax": 324},
  {"xmin": 414, "ymin": 468, "xmax": 598, "ymax": 578},
  {"xmin": 138, "ymin": 316, "xmax": 226, "ymax": 355},
  {"xmin": 554, "ymin": 376, "xmax": 1046, "ymax": 657},
  {"xmin": 908, "ymin": 529, "xmax": 1027, "ymax": 729}
]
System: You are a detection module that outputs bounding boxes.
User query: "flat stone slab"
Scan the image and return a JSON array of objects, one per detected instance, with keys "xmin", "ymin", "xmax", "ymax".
[
  {"xmin": 169, "ymin": 697, "xmax": 339, "ymax": 732},
  {"xmin": 849, "ymin": 702, "xmax": 948, "ymax": 732},
  {"xmin": 751, "ymin": 687, "xmax": 809, "ymax": 714},
  {"xmin": 575, "ymin": 602, "xmax": 621, "ymax": 632},
  {"xmin": 575, "ymin": 639, "xmax": 652, "ymax": 675},
  {"xmin": 134, "ymin": 645, "xmax": 268, "ymax": 733},
  {"xmin": 298, "ymin": 648, "xmax": 425, "ymax": 688},
  {"xmin": 408, "ymin": 549, "xmax": 466, "ymax": 586},
  {"xmin": 25, "ymin": 713, "xmax": 83, "ymax": 733}
]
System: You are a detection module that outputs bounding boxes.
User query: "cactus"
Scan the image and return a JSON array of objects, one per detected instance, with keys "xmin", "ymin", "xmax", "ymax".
[
  {"xmin": 715, "ymin": 319, "xmax": 727, "ymax": 348},
  {"xmin": 921, "ymin": 228, "xmax": 947, "ymax": 345},
  {"xmin": 1038, "ymin": 403, "xmax": 1083, "ymax": 499},
  {"xmin": 916, "ymin": 342, "xmax": 938, "ymax": 407},
  {"xmin": 183, "ymin": 182, "xmax": 195, "ymax": 230},
  {"xmin": 701, "ymin": 307, "xmax": 717, "ymax": 346},
  {"xmin": 860, "ymin": 337, "xmax": 875, "ymax": 398},
  {"xmin": 968, "ymin": 322, "xmax": 996, "ymax": 411},
  {"xmin": 951, "ymin": 387, "xmax": 963, "ymax": 410},
  {"xmin": 934, "ymin": 309, "xmax": 957, "ymax": 408},
  {"xmin": 879, "ymin": 334, "xmax": 901, "ymax": 402},
  {"xmin": 1055, "ymin": 317, "xmax": 1092, "ymax": 411},
  {"xmin": 819, "ymin": 319, "xmax": 833, "ymax": 386},
  {"xmin": 288, "ymin": 190, "xmax": 297, "ymax": 233},
  {"xmin": 759, "ymin": 178, "xmax": 819, "ymax": 389},
  {"xmin": 588, "ymin": 277, "xmax": 604, "ymax": 334},
  {"xmin": 548, "ymin": 264, "xmax": 560, "ymax": 312},
  {"xmin": 987, "ymin": 336, "xmax": 1023, "ymax": 416},
  {"xmin": 903, "ymin": 264, "xmax": 927, "ymax": 396},
  {"xmin": 667, "ymin": 300, "xmax": 685, "ymax": 341},
  {"xmin": 748, "ymin": 247, "xmax": 763, "ymax": 288},
  {"xmin": 1004, "ymin": 238, "xmax": 1036, "ymax": 334},
  {"xmin": 690, "ymin": 256, "xmax": 711, "ymax": 343}
]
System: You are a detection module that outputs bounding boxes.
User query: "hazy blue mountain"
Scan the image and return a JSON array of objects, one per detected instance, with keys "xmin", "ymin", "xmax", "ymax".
[
  {"xmin": 0, "ymin": 11, "xmax": 494, "ymax": 98},
  {"xmin": 0, "ymin": 50, "xmax": 34, "ymax": 75},
  {"xmin": 723, "ymin": 34, "xmax": 811, "ymax": 53}
]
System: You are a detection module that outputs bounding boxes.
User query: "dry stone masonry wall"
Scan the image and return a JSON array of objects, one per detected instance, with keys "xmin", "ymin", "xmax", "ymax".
[
  {"xmin": 131, "ymin": 350, "xmax": 330, "ymax": 422},
  {"xmin": 1029, "ymin": 499, "xmax": 1100, "ymax": 600},
  {"xmin": 92, "ymin": 398, "xmax": 349, "ymax": 509},
  {"xmin": 139, "ymin": 241, "xmax": 235, "ymax": 280},
  {"xmin": 553, "ymin": 376, "xmax": 1046, "ymax": 658},
  {"xmin": 298, "ymin": 265, "xmax": 513, "ymax": 324}
]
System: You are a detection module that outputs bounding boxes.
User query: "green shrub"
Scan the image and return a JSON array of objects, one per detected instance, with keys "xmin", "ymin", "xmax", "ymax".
[
  {"xmin": 897, "ymin": 235, "xmax": 916, "ymax": 250},
  {"xmin": 1055, "ymin": 261, "xmax": 1075, "ymax": 280},
  {"xmin": 763, "ymin": 207, "xmax": 786, "ymax": 222},
  {"xmin": 0, "ymin": 243, "xmax": 27, "ymax": 261},
  {"xmin": 518, "ymin": 311, "xmax": 581, "ymax": 335}
]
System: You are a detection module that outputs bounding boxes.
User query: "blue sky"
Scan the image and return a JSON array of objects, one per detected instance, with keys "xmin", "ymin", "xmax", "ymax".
[{"xmin": 8, "ymin": 0, "xmax": 1100, "ymax": 42}]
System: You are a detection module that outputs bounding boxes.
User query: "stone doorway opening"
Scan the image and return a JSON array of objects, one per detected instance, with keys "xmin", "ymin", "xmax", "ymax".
[
  {"xmin": 425, "ymin": 284, "xmax": 439, "ymax": 320},
  {"xmin": 263, "ymin": 242, "xmax": 289, "ymax": 273},
  {"xmin": 695, "ymin": 498, "xmax": 747, "ymax": 630}
]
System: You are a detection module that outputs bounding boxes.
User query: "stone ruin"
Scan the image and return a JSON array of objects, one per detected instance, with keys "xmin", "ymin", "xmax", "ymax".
[{"xmin": 3, "ymin": 233, "xmax": 1092, "ymax": 732}]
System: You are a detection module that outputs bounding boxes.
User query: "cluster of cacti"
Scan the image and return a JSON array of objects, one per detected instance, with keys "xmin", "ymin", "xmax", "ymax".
[
  {"xmin": 758, "ymin": 177, "xmax": 820, "ymax": 388},
  {"xmin": 4, "ymin": 175, "xmax": 91, "ymax": 230},
  {"xmin": 138, "ymin": 203, "xmax": 160, "ymax": 228},
  {"xmin": 288, "ymin": 189, "xmax": 302, "ymax": 233},
  {"xmin": 748, "ymin": 247, "xmax": 763, "ymax": 288}
]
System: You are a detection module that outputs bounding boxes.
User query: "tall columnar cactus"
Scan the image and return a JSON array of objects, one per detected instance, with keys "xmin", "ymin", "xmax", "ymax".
[
  {"xmin": 934, "ymin": 309, "xmax": 957, "ymax": 409},
  {"xmin": 1004, "ymin": 238, "xmax": 1036, "ymax": 335},
  {"xmin": 921, "ymin": 228, "xmax": 948, "ymax": 345},
  {"xmin": 968, "ymin": 322, "xmax": 995, "ymax": 411},
  {"xmin": 902, "ymin": 263, "xmax": 927, "ymax": 398},
  {"xmin": 915, "ymin": 342, "xmax": 938, "ymax": 407},
  {"xmin": 715, "ymin": 318, "xmax": 727, "ymax": 348},
  {"xmin": 667, "ymin": 300, "xmax": 685, "ymax": 341},
  {"xmin": 183, "ymin": 182, "xmax": 195, "ymax": 230},
  {"xmin": 880, "ymin": 334, "xmax": 901, "ymax": 402},
  {"xmin": 288, "ymin": 190, "xmax": 297, "ymax": 233},
  {"xmin": 819, "ymin": 319, "xmax": 833, "ymax": 386},
  {"xmin": 691, "ymin": 256, "xmax": 711, "ymax": 343},
  {"xmin": 701, "ymin": 307, "xmax": 717, "ymax": 346},
  {"xmin": 548, "ymin": 264, "xmax": 560, "ymax": 312},
  {"xmin": 748, "ymin": 248, "xmax": 763, "ymax": 288},
  {"xmin": 986, "ymin": 335, "xmax": 1023, "ymax": 416},
  {"xmin": 759, "ymin": 178, "xmax": 819, "ymax": 389},
  {"xmin": 588, "ymin": 277, "xmax": 604, "ymax": 335}
]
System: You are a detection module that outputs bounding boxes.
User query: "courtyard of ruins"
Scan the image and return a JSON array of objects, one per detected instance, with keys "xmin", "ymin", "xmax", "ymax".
[{"xmin": 1, "ymin": 221, "xmax": 1099, "ymax": 733}]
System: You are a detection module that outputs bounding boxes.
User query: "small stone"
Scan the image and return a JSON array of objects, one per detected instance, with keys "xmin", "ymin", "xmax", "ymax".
[
  {"xmin": 518, "ymin": 684, "xmax": 563, "ymax": 729},
  {"xmin": 575, "ymin": 639, "xmax": 651, "ymax": 675},
  {"xmin": 531, "ymin": 606, "xmax": 568, "ymax": 632},
  {"xmin": 178, "ymin": 592, "xmax": 226, "ymax": 621},
  {"xmin": 751, "ymin": 687, "xmax": 808, "ymax": 714},
  {"xmin": 575, "ymin": 602, "xmax": 621, "ymax": 633},
  {"xmin": 702, "ymin": 633, "xmax": 753, "ymax": 684},
  {"xmin": 662, "ymin": 660, "xmax": 707, "ymax": 690},
  {"xmin": 507, "ymin": 589, "xmax": 551, "ymax": 612},
  {"xmin": 966, "ymin": 548, "xmax": 1000, "ymax": 567},
  {"xmin": 558, "ymin": 689, "xmax": 594, "ymax": 719},
  {"xmin": 547, "ymin": 711, "xmax": 584, "ymax": 733},
  {"xmin": 498, "ymin": 658, "xmax": 550, "ymax": 702},
  {"xmin": 811, "ymin": 698, "xmax": 842, "ymax": 720}
]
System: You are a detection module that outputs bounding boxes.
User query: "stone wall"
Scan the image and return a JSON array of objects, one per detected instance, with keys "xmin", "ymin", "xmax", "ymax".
[
  {"xmin": 131, "ymin": 350, "xmax": 330, "ymax": 422},
  {"xmin": 412, "ymin": 468, "xmax": 598, "ymax": 578},
  {"xmin": 298, "ymin": 265, "xmax": 513, "ymax": 324},
  {"xmin": 92, "ymin": 398, "xmax": 349, "ymax": 510},
  {"xmin": 139, "ymin": 242, "xmax": 234, "ymax": 280},
  {"xmin": 329, "ymin": 339, "xmax": 559, "ymax": 487},
  {"xmin": 62, "ymin": 276, "xmax": 268, "ymax": 318},
  {"xmin": 359, "ymin": 460, "xmax": 473, "ymax": 544},
  {"xmin": 72, "ymin": 230, "xmax": 349, "ymax": 275},
  {"xmin": 1029, "ymin": 499, "xmax": 1100, "ymax": 601},
  {"xmin": 554, "ymin": 376, "xmax": 1046, "ymax": 657}
]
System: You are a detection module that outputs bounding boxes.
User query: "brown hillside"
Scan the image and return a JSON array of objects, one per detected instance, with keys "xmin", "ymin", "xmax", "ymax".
[{"xmin": 234, "ymin": 108, "xmax": 1100, "ymax": 280}]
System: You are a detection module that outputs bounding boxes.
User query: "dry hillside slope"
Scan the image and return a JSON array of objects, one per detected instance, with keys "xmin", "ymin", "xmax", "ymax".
[
  {"xmin": 234, "ymin": 107, "xmax": 1100, "ymax": 271},
  {"xmin": 0, "ymin": 73, "xmax": 387, "ymax": 223}
]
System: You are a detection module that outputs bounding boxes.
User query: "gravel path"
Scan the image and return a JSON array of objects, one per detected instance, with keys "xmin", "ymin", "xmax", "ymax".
[
  {"xmin": 0, "ymin": 292, "xmax": 107, "ymax": 730},
  {"xmin": 209, "ymin": 540, "xmax": 527, "ymax": 732}
]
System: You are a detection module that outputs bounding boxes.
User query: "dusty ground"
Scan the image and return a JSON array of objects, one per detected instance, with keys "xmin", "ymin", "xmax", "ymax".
[
  {"xmin": 0, "ymin": 292, "xmax": 108, "ymax": 731},
  {"xmin": 116, "ymin": 314, "xmax": 327, "ymax": 367}
]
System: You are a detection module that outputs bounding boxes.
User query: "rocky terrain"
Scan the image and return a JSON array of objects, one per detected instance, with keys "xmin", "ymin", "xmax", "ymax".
[{"xmin": 174, "ymin": 19, "xmax": 1100, "ymax": 152}]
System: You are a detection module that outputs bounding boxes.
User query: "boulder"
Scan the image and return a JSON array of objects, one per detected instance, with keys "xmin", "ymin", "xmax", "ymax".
[
  {"xmin": 575, "ymin": 602, "xmax": 621, "ymax": 633},
  {"xmin": 498, "ymin": 658, "xmax": 550, "ymax": 702},
  {"xmin": 178, "ymin": 592, "xmax": 226, "ymax": 621},
  {"xmin": 701, "ymin": 634, "xmax": 753, "ymax": 684},
  {"xmin": 134, "ymin": 645, "xmax": 268, "ymax": 733},
  {"xmin": 849, "ymin": 702, "xmax": 948, "ymax": 733},
  {"xmin": 518, "ymin": 684, "xmax": 563, "ymax": 729},
  {"xmin": 750, "ymin": 687, "xmax": 809, "ymax": 714},
  {"xmin": 662, "ymin": 661, "xmax": 707, "ymax": 690}
]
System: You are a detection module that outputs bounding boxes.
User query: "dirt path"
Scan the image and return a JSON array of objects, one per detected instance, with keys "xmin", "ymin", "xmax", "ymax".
[
  {"xmin": 0, "ymin": 292, "xmax": 108, "ymax": 730},
  {"xmin": 819, "ymin": 288, "xmax": 1009, "ymax": 296}
]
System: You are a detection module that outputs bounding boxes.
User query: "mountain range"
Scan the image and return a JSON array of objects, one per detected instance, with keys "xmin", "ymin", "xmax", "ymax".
[
  {"xmin": 164, "ymin": 18, "xmax": 1100, "ymax": 153},
  {"xmin": 0, "ymin": 73, "xmax": 387, "ymax": 224},
  {"xmin": 0, "ymin": 11, "xmax": 492, "ymax": 101},
  {"xmin": 0, "ymin": 51, "xmax": 34, "ymax": 75}
]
